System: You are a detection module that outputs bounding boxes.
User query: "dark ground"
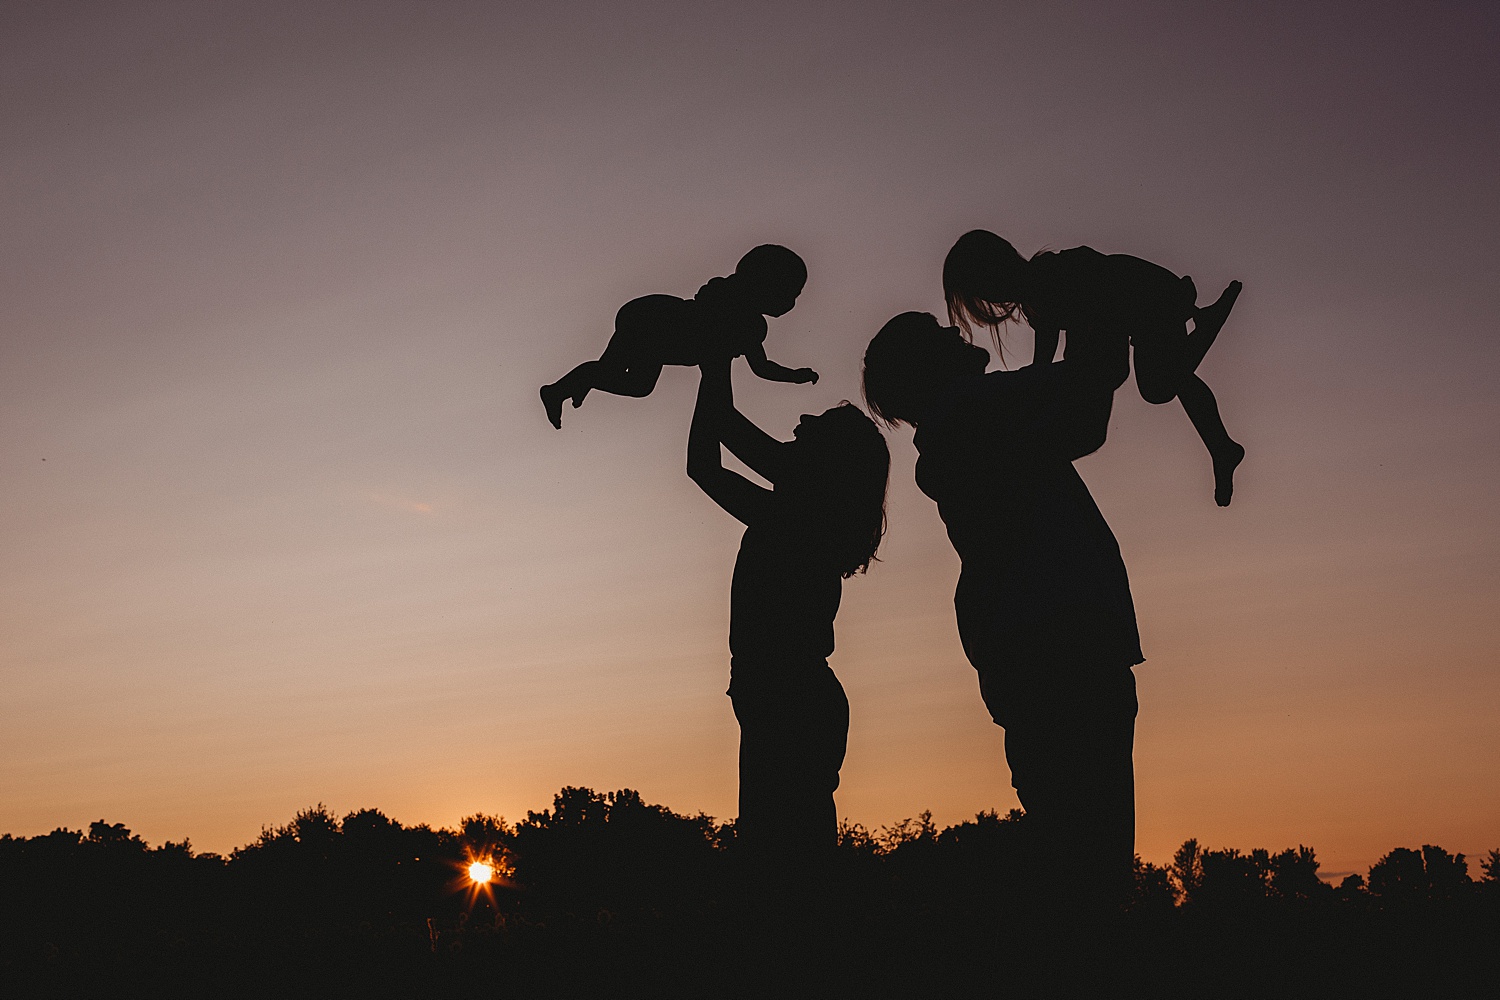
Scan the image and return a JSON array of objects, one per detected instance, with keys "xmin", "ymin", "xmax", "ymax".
[{"xmin": 4, "ymin": 789, "xmax": 1496, "ymax": 998}]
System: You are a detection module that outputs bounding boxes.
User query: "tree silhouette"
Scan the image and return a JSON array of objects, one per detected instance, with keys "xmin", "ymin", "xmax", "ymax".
[
  {"xmin": 1130, "ymin": 856, "xmax": 1177, "ymax": 914},
  {"xmin": 1268, "ymin": 846, "xmax": 1327, "ymax": 901},
  {"xmin": 1171, "ymin": 837, "xmax": 1204, "ymax": 903},
  {"xmin": 3, "ymin": 792, "xmax": 1498, "ymax": 996},
  {"xmin": 1368, "ymin": 844, "xmax": 1471, "ymax": 907}
]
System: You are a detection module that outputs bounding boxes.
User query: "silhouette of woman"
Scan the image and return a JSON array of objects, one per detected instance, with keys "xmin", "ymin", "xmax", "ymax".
[
  {"xmin": 687, "ymin": 357, "xmax": 888, "ymax": 857},
  {"xmin": 862, "ymin": 312, "xmax": 1139, "ymax": 909}
]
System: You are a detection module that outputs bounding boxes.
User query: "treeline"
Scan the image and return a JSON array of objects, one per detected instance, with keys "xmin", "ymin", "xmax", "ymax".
[{"xmin": 3, "ymin": 788, "xmax": 1497, "ymax": 997}]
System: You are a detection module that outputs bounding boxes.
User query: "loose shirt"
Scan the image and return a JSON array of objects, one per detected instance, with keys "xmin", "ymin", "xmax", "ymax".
[
  {"xmin": 1026, "ymin": 246, "xmax": 1195, "ymax": 336},
  {"xmin": 914, "ymin": 360, "xmax": 1142, "ymax": 671}
]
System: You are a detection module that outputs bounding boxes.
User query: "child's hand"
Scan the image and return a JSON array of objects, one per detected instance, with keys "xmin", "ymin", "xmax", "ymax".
[{"xmin": 791, "ymin": 368, "xmax": 819, "ymax": 385}]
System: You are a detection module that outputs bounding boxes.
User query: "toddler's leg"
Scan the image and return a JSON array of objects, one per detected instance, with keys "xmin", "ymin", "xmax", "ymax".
[
  {"xmin": 1131, "ymin": 326, "xmax": 1186, "ymax": 406},
  {"xmin": 1177, "ymin": 374, "xmax": 1245, "ymax": 507},
  {"xmin": 1185, "ymin": 280, "xmax": 1242, "ymax": 373},
  {"xmin": 1133, "ymin": 279, "xmax": 1240, "ymax": 399}
]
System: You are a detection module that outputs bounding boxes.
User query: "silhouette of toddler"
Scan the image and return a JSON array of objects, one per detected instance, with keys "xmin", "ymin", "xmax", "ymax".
[
  {"xmin": 541, "ymin": 245, "xmax": 817, "ymax": 428},
  {"xmin": 945, "ymin": 230, "xmax": 1246, "ymax": 505}
]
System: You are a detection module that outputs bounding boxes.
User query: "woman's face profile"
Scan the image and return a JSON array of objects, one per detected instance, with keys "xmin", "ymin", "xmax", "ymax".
[{"xmin": 790, "ymin": 407, "xmax": 845, "ymax": 449}]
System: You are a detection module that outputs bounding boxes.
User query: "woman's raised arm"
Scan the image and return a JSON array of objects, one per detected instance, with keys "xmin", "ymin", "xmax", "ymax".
[
  {"xmin": 716, "ymin": 385, "xmax": 793, "ymax": 485},
  {"xmin": 686, "ymin": 359, "xmax": 776, "ymax": 526}
]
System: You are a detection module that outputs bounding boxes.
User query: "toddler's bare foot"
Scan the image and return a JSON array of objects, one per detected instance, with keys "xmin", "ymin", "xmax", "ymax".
[
  {"xmin": 1195, "ymin": 280, "xmax": 1243, "ymax": 342},
  {"xmin": 540, "ymin": 383, "xmax": 566, "ymax": 429},
  {"xmin": 1214, "ymin": 441, "xmax": 1245, "ymax": 507}
]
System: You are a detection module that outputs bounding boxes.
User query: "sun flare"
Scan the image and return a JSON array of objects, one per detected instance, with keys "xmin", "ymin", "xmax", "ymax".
[{"xmin": 467, "ymin": 860, "xmax": 495, "ymax": 884}]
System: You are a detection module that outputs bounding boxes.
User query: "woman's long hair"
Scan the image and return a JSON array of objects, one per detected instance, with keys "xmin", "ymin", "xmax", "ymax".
[{"xmin": 784, "ymin": 404, "xmax": 889, "ymax": 578}]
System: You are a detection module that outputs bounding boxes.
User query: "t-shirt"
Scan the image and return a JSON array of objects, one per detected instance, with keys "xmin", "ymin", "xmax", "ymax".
[
  {"xmin": 1027, "ymin": 246, "xmax": 1195, "ymax": 336},
  {"xmin": 728, "ymin": 513, "xmax": 842, "ymax": 666},
  {"xmin": 914, "ymin": 363, "xmax": 1143, "ymax": 670},
  {"xmin": 691, "ymin": 276, "xmax": 769, "ymax": 357}
]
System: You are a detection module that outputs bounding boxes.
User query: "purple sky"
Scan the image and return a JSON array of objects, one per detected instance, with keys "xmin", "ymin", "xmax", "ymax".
[{"xmin": 3, "ymin": 2, "xmax": 1497, "ymax": 875}]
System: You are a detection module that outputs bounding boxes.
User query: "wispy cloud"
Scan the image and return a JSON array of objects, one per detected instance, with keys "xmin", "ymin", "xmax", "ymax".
[{"xmin": 369, "ymin": 493, "xmax": 435, "ymax": 515}]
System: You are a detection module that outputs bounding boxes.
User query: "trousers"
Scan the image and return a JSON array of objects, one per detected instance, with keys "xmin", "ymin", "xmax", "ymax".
[
  {"xmin": 976, "ymin": 658, "xmax": 1139, "ymax": 909},
  {"xmin": 728, "ymin": 658, "xmax": 850, "ymax": 856}
]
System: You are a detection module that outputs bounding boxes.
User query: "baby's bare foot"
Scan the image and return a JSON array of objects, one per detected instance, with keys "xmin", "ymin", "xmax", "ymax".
[
  {"xmin": 540, "ymin": 384, "xmax": 565, "ymax": 429},
  {"xmin": 1214, "ymin": 441, "xmax": 1245, "ymax": 507}
]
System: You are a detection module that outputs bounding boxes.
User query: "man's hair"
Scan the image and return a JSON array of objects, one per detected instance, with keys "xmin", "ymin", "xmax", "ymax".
[{"xmin": 862, "ymin": 311, "xmax": 944, "ymax": 428}]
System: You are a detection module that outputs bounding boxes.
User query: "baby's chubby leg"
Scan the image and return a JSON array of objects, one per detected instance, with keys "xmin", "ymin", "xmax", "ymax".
[
  {"xmin": 577, "ymin": 360, "xmax": 662, "ymax": 398},
  {"xmin": 540, "ymin": 295, "xmax": 681, "ymax": 428},
  {"xmin": 540, "ymin": 360, "xmax": 662, "ymax": 428}
]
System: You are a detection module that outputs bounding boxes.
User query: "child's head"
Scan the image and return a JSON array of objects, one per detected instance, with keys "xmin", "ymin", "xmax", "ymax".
[
  {"xmin": 734, "ymin": 244, "xmax": 807, "ymax": 317},
  {"xmin": 782, "ymin": 402, "xmax": 889, "ymax": 578},
  {"xmin": 943, "ymin": 229, "xmax": 1028, "ymax": 339}
]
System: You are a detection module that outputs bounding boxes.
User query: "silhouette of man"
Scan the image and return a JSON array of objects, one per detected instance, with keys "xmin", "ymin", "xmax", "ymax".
[{"xmin": 863, "ymin": 313, "xmax": 1139, "ymax": 915}]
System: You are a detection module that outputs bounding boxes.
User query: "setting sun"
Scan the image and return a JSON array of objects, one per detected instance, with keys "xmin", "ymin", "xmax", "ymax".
[{"xmin": 467, "ymin": 861, "xmax": 494, "ymax": 884}]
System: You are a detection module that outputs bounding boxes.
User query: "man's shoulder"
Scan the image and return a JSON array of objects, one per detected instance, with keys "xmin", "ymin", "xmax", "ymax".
[{"xmin": 917, "ymin": 370, "xmax": 1027, "ymax": 439}]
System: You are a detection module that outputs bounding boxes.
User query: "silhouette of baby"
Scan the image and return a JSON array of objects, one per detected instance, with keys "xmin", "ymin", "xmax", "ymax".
[
  {"xmin": 541, "ymin": 245, "xmax": 818, "ymax": 428},
  {"xmin": 945, "ymin": 230, "xmax": 1246, "ymax": 505}
]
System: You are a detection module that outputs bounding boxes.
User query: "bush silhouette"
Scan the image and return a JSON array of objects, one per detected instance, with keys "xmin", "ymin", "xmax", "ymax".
[{"xmin": 2, "ymin": 789, "xmax": 1496, "ymax": 996}]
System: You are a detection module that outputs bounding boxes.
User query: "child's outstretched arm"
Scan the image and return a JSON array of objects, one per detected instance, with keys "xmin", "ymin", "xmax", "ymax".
[
  {"xmin": 687, "ymin": 359, "xmax": 775, "ymax": 527},
  {"xmin": 743, "ymin": 343, "xmax": 818, "ymax": 385}
]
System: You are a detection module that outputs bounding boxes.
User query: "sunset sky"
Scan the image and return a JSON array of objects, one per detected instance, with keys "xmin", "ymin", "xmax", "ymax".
[{"xmin": 3, "ymin": 2, "xmax": 1497, "ymax": 878}]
